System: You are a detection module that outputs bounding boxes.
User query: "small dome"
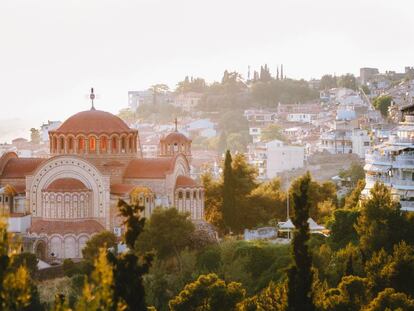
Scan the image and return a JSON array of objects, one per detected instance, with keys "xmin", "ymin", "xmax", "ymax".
[
  {"xmin": 161, "ymin": 132, "xmax": 191, "ymax": 144},
  {"xmin": 45, "ymin": 178, "xmax": 88, "ymax": 192},
  {"xmin": 54, "ymin": 109, "xmax": 133, "ymax": 135}
]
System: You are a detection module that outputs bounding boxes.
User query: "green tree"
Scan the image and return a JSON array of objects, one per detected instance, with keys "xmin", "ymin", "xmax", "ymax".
[
  {"xmin": 76, "ymin": 248, "xmax": 125, "ymax": 311},
  {"xmin": 327, "ymin": 209, "xmax": 360, "ymax": 250},
  {"xmin": 237, "ymin": 282, "xmax": 286, "ymax": 311},
  {"xmin": 0, "ymin": 219, "xmax": 41, "ymax": 310},
  {"xmin": 286, "ymin": 172, "xmax": 316, "ymax": 311},
  {"xmin": 356, "ymin": 182, "xmax": 409, "ymax": 257},
  {"xmin": 372, "ymin": 95, "xmax": 392, "ymax": 117},
  {"xmin": 82, "ymin": 231, "xmax": 117, "ymax": 262},
  {"xmin": 342, "ymin": 179, "xmax": 366, "ymax": 209},
  {"xmin": 364, "ymin": 288, "xmax": 414, "ymax": 311},
  {"xmin": 169, "ymin": 273, "xmax": 245, "ymax": 311},
  {"xmin": 222, "ymin": 150, "xmax": 236, "ymax": 233},
  {"xmin": 118, "ymin": 108, "xmax": 136, "ymax": 124},
  {"xmin": 320, "ymin": 275, "xmax": 369, "ymax": 311},
  {"xmin": 338, "ymin": 74, "xmax": 357, "ymax": 90},
  {"xmin": 261, "ymin": 124, "xmax": 286, "ymax": 142},
  {"xmin": 30, "ymin": 128, "xmax": 40, "ymax": 144},
  {"xmin": 320, "ymin": 75, "xmax": 337, "ymax": 90},
  {"xmin": 109, "ymin": 200, "xmax": 152, "ymax": 311},
  {"xmin": 136, "ymin": 208, "xmax": 194, "ymax": 269},
  {"xmin": 366, "ymin": 241, "xmax": 414, "ymax": 297},
  {"xmin": 202, "ymin": 172, "xmax": 224, "ymax": 231}
]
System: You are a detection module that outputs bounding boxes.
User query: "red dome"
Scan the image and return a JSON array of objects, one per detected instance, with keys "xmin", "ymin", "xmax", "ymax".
[
  {"xmin": 53, "ymin": 109, "xmax": 133, "ymax": 135},
  {"xmin": 161, "ymin": 132, "xmax": 191, "ymax": 143},
  {"xmin": 45, "ymin": 178, "xmax": 89, "ymax": 192}
]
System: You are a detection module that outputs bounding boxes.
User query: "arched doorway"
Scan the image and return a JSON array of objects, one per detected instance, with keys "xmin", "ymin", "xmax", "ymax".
[{"xmin": 35, "ymin": 241, "xmax": 46, "ymax": 261}]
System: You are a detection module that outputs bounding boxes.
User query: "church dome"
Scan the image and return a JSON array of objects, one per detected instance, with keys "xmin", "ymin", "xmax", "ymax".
[
  {"xmin": 161, "ymin": 132, "xmax": 191, "ymax": 144},
  {"xmin": 54, "ymin": 109, "xmax": 133, "ymax": 135}
]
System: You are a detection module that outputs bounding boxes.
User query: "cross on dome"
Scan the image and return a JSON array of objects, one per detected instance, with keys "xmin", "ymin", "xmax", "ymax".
[{"xmin": 90, "ymin": 87, "xmax": 96, "ymax": 110}]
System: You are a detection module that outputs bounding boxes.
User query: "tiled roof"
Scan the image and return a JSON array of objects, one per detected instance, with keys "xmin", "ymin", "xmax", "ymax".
[
  {"xmin": 1, "ymin": 158, "xmax": 45, "ymax": 179},
  {"xmin": 124, "ymin": 158, "xmax": 175, "ymax": 179},
  {"xmin": 175, "ymin": 175, "xmax": 200, "ymax": 188},
  {"xmin": 160, "ymin": 131, "xmax": 191, "ymax": 143},
  {"xmin": 45, "ymin": 178, "xmax": 88, "ymax": 192},
  {"xmin": 52, "ymin": 109, "xmax": 135, "ymax": 134},
  {"xmin": 110, "ymin": 183, "xmax": 136, "ymax": 195},
  {"xmin": 30, "ymin": 219, "xmax": 105, "ymax": 235}
]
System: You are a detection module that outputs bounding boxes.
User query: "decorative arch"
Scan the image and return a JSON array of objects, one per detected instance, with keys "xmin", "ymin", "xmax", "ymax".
[{"xmin": 27, "ymin": 156, "xmax": 110, "ymax": 224}]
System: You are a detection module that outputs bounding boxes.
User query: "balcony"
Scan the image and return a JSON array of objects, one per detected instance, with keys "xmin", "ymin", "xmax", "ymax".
[{"xmin": 400, "ymin": 201, "xmax": 414, "ymax": 212}]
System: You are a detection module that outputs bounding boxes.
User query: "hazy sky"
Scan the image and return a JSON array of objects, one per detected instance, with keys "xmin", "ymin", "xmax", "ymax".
[{"xmin": 1, "ymin": 0, "xmax": 414, "ymax": 141}]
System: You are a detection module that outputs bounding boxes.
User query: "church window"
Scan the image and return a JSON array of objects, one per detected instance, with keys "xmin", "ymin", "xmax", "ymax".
[
  {"xmin": 112, "ymin": 137, "xmax": 118, "ymax": 152},
  {"xmin": 174, "ymin": 143, "xmax": 178, "ymax": 152},
  {"xmin": 178, "ymin": 191, "xmax": 183, "ymax": 199},
  {"xmin": 186, "ymin": 191, "xmax": 190, "ymax": 199},
  {"xmin": 129, "ymin": 136, "xmax": 133, "ymax": 152},
  {"xmin": 60, "ymin": 137, "xmax": 65, "ymax": 152},
  {"xmin": 121, "ymin": 137, "xmax": 126, "ymax": 152},
  {"xmin": 78, "ymin": 137, "xmax": 85, "ymax": 153},
  {"xmin": 89, "ymin": 137, "xmax": 96, "ymax": 152},
  {"xmin": 53, "ymin": 137, "xmax": 58, "ymax": 152},
  {"xmin": 100, "ymin": 137, "xmax": 107, "ymax": 152},
  {"xmin": 193, "ymin": 191, "xmax": 197, "ymax": 199},
  {"xmin": 68, "ymin": 137, "xmax": 74, "ymax": 152},
  {"xmin": 5, "ymin": 197, "xmax": 8, "ymax": 203}
]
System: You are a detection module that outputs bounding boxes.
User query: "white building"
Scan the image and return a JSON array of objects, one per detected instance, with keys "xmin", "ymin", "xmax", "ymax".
[
  {"xmin": 172, "ymin": 92, "xmax": 203, "ymax": 112},
  {"xmin": 287, "ymin": 113, "xmax": 315, "ymax": 123},
  {"xmin": 248, "ymin": 139, "xmax": 305, "ymax": 179},
  {"xmin": 40, "ymin": 121, "xmax": 62, "ymax": 143},
  {"xmin": 364, "ymin": 111, "xmax": 414, "ymax": 212},
  {"xmin": 244, "ymin": 109, "xmax": 277, "ymax": 124}
]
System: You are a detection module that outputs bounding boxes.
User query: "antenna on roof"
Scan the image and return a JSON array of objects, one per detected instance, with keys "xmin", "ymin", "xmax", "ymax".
[
  {"xmin": 174, "ymin": 117, "xmax": 178, "ymax": 132},
  {"xmin": 90, "ymin": 88, "xmax": 96, "ymax": 110}
]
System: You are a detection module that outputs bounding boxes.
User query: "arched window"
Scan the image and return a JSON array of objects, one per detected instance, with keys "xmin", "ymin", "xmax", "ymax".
[
  {"xmin": 186, "ymin": 191, "xmax": 190, "ymax": 199},
  {"xmin": 53, "ymin": 137, "xmax": 58, "ymax": 153},
  {"xmin": 178, "ymin": 191, "xmax": 183, "ymax": 199},
  {"xmin": 68, "ymin": 137, "xmax": 74, "ymax": 152},
  {"xmin": 121, "ymin": 137, "xmax": 126, "ymax": 153},
  {"xmin": 89, "ymin": 137, "xmax": 96, "ymax": 152},
  {"xmin": 78, "ymin": 137, "xmax": 85, "ymax": 153},
  {"xmin": 112, "ymin": 137, "xmax": 118, "ymax": 153},
  {"xmin": 100, "ymin": 136, "xmax": 107, "ymax": 153},
  {"xmin": 60, "ymin": 137, "xmax": 65, "ymax": 152},
  {"xmin": 129, "ymin": 136, "xmax": 133, "ymax": 152},
  {"xmin": 193, "ymin": 191, "xmax": 197, "ymax": 199}
]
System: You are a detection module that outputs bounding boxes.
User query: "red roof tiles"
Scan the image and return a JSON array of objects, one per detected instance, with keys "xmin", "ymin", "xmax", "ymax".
[
  {"xmin": 45, "ymin": 178, "xmax": 88, "ymax": 192},
  {"xmin": 52, "ymin": 109, "xmax": 135, "ymax": 135},
  {"xmin": 175, "ymin": 175, "xmax": 200, "ymax": 188},
  {"xmin": 110, "ymin": 183, "xmax": 136, "ymax": 195},
  {"xmin": 124, "ymin": 158, "xmax": 175, "ymax": 179},
  {"xmin": 1, "ymin": 158, "xmax": 45, "ymax": 179}
]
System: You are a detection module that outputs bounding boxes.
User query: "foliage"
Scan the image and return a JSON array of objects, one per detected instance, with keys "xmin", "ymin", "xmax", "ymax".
[
  {"xmin": 202, "ymin": 172, "xmax": 224, "ymax": 230},
  {"xmin": 118, "ymin": 108, "xmax": 136, "ymax": 124},
  {"xmin": 339, "ymin": 162, "xmax": 365, "ymax": 187},
  {"xmin": 342, "ymin": 179, "xmax": 366, "ymax": 209},
  {"xmin": 327, "ymin": 209, "xmax": 360, "ymax": 250},
  {"xmin": 320, "ymin": 75, "xmax": 337, "ymax": 90},
  {"xmin": 137, "ymin": 207, "xmax": 194, "ymax": 270},
  {"xmin": 372, "ymin": 95, "xmax": 392, "ymax": 117},
  {"xmin": 222, "ymin": 150, "xmax": 236, "ymax": 233},
  {"xmin": 251, "ymin": 79, "xmax": 319, "ymax": 107},
  {"xmin": 82, "ymin": 231, "xmax": 117, "ymax": 262},
  {"xmin": 169, "ymin": 273, "xmax": 245, "ymax": 311},
  {"xmin": 30, "ymin": 128, "xmax": 41, "ymax": 144},
  {"xmin": 364, "ymin": 288, "xmax": 414, "ymax": 311},
  {"xmin": 366, "ymin": 241, "xmax": 414, "ymax": 297},
  {"xmin": 356, "ymin": 182, "xmax": 414, "ymax": 257},
  {"xmin": 136, "ymin": 102, "xmax": 185, "ymax": 123},
  {"xmin": 260, "ymin": 124, "xmax": 286, "ymax": 142},
  {"xmin": 76, "ymin": 248, "xmax": 125, "ymax": 310},
  {"xmin": 176, "ymin": 76, "xmax": 207, "ymax": 93},
  {"xmin": 319, "ymin": 275, "xmax": 369, "ymax": 311},
  {"xmin": 237, "ymin": 282, "xmax": 287, "ymax": 311},
  {"xmin": 337, "ymin": 74, "xmax": 357, "ymax": 90},
  {"xmin": 286, "ymin": 172, "xmax": 316, "ymax": 311},
  {"xmin": 0, "ymin": 219, "xmax": 41, "ymax": 310},
  {"xmin": 10, "ymin": 252, "xmax": 38, "ymax": 278}
]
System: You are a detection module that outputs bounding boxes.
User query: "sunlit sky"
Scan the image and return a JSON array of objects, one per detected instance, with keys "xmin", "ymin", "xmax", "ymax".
[{"xmin": 1, "ymin": 0, "xmax": 414, "ymax": 141}]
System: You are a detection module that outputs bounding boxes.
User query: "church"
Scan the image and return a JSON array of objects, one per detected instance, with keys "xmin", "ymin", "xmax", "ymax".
[{"xmin": 0, "ymin": 95, "xmax": 204, "ymax": 260}]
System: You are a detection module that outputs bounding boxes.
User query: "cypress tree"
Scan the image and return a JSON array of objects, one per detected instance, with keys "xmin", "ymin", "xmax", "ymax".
[
  {"xmin": 222, "ymin": 150, "xmax": 236, "ymax": 233},
  {"xmin": 286, "ymin": 172, "xmax": 315, "ymax": 311}
]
